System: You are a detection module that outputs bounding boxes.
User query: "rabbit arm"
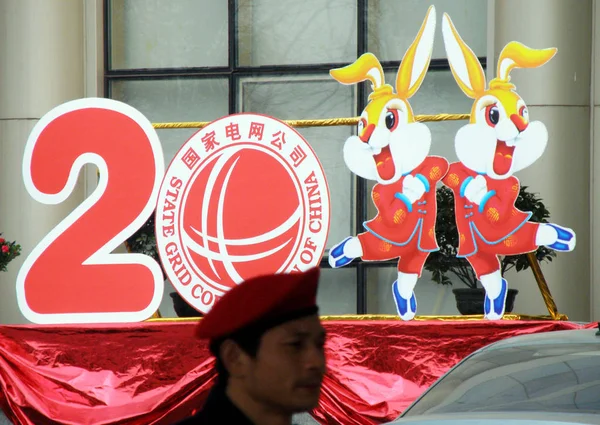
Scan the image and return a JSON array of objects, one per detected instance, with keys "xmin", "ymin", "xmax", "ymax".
[
  {"xmin": 371, "ymin": 183, "xmax": 412, "ymax": 224},
  {"xmin": 441, "ymin": 162, "xmax": 474, "ymax": 190},
  {"xmin": 441, "ymin": 163, "xmax": 516, "ymax": 223},
  {"xmin": 477, "ymin": 178, "xmax": 520, "ymax": 225},
  {"xmin": 416, "ymin": 156, "xmax": 450, "ymax": 185},
  {"xmin": 372, "ymin": 183, "xmax": 408, "ymax": 209},
  {"xmin": 393, "ymin": 157, "xmax": 451, "ymax": 208},
  {"xmin": 371, "ymin": 184, "xmax": 384, "ymax": 208}
]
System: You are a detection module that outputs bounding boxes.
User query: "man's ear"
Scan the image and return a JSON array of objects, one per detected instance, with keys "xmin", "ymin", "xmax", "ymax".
[{"xmin": 219, "ymin": 339, "xmax": 252, "ymax": 378}]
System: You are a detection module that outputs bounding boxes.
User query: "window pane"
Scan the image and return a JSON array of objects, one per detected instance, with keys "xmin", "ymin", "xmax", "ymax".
[
  {"xmin": 110, "ymin": 78, "xmax": 229, "ymax": 165},
  {"xmin": 236, "ymin": 0, "xmax": 357, "ymax": 66},
  {"xmin": 390, "ymin": 69, "xmax": 474, "ymax": 162},
  {"xmin": 366, "ymin": 267, "xmax": 396, "ymax": 315},
  {"xmin": 110, "ymin": 0, "xmax": 228, "ymax": 69},
  {"xmin": 368, "ymin": 0, "xmax": 487, "ymax": 61},
  {"xmin": 317, "ymin": 268, "xmax": 357, "ymax": 315},
  {"xmin": 239, "ymin": 74, "xmax": 356, "ymax": 250},
  {"xmin": 366, "ymin": 267, "xmax": 458, "ymax": 316}
]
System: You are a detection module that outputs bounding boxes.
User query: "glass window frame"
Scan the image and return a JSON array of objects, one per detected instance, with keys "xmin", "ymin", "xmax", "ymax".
[{"xmin": 103, "ymin": 0, "xmax": 487, "ymax": 314}]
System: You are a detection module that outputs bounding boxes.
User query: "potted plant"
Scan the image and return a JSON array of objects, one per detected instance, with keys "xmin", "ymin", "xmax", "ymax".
[
  {"xmin": 424, "ymin": 186, "xmax": 556, "ymax": 315},
  {"xmin": 0, "ymin": 234, "xmax": 21, "ymax": 272},
  {"xmin": 126, "ymin": 213, "xmax": 202, "ymax": 318}
]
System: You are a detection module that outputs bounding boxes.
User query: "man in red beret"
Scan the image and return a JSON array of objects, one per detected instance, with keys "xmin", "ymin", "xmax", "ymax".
[{"xmin": 176, "ymin": 267, "xmax": 326, "ymax": 425}]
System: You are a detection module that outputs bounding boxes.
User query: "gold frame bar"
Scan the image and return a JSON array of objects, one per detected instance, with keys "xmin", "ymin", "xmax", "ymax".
[{"xmin": 146, "ymin": 313, "xmax": 563, "ymax": 323}]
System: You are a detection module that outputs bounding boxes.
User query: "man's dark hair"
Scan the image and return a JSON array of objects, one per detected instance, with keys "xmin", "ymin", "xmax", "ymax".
[{"xmin": 209, "ymin": 326, "xmax": 265, "ymax": 386}]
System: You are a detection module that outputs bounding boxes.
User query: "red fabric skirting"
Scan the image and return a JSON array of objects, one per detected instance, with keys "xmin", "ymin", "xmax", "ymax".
[{"xmin": 0, "ymin": 320, "xmax": 594, "ymax": 425}]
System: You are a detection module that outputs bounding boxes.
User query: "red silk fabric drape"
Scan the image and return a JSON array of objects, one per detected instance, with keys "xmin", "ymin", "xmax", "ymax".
[{"xmin": 0, "ymin": 320, "xmax": 593, "ymax": 425}]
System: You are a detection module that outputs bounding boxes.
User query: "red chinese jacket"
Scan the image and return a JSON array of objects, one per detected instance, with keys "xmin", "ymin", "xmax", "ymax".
[
  {"xmin": 363, "ymin": 156, "xmax": 449, "ymax": 252},
  {"xmin": 441, "ymin": 162, "xmax": 532, "ymax": 257}
]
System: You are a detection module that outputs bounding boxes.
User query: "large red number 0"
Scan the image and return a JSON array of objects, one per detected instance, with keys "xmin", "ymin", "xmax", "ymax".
[{"xmin": 17, "ymin": 98, "xmax": 165, "ymax": 324}]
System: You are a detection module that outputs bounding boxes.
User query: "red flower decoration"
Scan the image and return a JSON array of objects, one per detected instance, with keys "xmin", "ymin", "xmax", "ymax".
[{"xmin": 0, "ymin": 233, "xmax": 21, "ymax": 272}]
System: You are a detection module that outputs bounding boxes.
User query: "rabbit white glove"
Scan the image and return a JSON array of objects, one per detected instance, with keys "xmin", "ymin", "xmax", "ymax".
[
  {"xmin": 402, "ymin": 174, "xmax": 427, "ymax": 204},
  {"xmin": 464, "ymin": 175, "xmax": 488, "ymax": 205}
]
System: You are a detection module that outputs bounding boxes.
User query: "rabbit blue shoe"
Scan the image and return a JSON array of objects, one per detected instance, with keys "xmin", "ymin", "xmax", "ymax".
[
  {"xmin": 484, "ymin": 278, "xmax": 508, "ymax": 320},
  {"xmin": 392, "ymin": 280, "xmax": 417, "ymax": 321}
]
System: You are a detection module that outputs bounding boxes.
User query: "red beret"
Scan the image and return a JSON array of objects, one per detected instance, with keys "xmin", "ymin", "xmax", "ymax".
[{"xmin": 196, "ymin": 267, "xmax": 321, "ymax": 341}]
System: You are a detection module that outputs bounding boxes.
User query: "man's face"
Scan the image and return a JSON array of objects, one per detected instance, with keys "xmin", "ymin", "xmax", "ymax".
[{"xmin": 242, "ymin": 314, "xmax": 326, "ymax": 413}]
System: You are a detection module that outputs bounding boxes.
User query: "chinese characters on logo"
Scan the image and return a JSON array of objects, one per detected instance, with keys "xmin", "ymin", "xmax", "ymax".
[
  {"xmin": 185, "ymin": 120, "xmax": 310, "ymax": 170},
  {"xmin": 182, "ymin": 147, "xmax": 200, "ymax": 170},
  {"xmin": 201, "ymin": 131, "xmax": 220, "ymax": 152}
]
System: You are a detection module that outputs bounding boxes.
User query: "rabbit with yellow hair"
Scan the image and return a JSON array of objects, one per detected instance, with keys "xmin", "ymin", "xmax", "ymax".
[
  {"xmin": 441, "ymin": 13, "xmax": 576, "ymax": 320},
  {"xmin": 328, "ymin": 6, "xmax": 449, "ymax": 321}
]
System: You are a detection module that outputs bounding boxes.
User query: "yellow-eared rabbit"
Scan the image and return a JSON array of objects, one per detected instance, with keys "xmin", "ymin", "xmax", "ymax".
[
  {"xmin": 328, "ymin": 6, "xmax": 448, "ymax": 321},
  {"xmin": 441, "ymin": 13, "xmax": 576, "ymax": 320}
]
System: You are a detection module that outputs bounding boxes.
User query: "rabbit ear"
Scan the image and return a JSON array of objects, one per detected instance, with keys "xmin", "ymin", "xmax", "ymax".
[
  {"xmin": 396, "ymin": 5, "xmax": 436, "ymax": 99},
  {"xmin": 497, "ymin": 41, "xmax": 557, "ymax": 81},
  {"xmin": 330, "ymin": 53, "xmax": 385, "ymax": 90},
  {"xmin": 441, "ymin": 13, "xmax": 486, "ymax": 98}
]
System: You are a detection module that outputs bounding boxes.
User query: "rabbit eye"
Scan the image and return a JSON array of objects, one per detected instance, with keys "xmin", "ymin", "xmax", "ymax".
[
  {"xmin": 357, "ymin": 118, "xmax": 365, "ymax": 134},
  {"xmin": 485, "ymin": 104, "xmax": 500, "ymax": 127},
  {"xmin": 385, "ymin": 109, "xmax": 399, "ymax": 131},
  {"xmin": 519, "ymin": 105, "xmax": 529, "ymax": 120}
]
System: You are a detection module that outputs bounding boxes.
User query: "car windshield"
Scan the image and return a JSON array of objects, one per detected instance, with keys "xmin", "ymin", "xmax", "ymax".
[{"xmin": 401, "ymin": 342, "xmax": 600, "ymax": 417}]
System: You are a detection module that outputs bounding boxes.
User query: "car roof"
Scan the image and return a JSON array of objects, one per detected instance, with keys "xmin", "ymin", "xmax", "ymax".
[
  {"xmin": 392, "ymin": 327, "xmax": 600, "ymax": 423},
  {"xmin": 477, "ymin": 327, "xmax": 600, "ymax": 352},
  {"xmin": 386, "ymin": 411, "xmax": 600, "ymax": 425}
]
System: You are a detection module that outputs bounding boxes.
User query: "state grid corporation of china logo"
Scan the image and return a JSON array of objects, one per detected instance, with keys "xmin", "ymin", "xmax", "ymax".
[{"xmin": 155, "ymin": 113, "xmax": 331, "ymax": 313}]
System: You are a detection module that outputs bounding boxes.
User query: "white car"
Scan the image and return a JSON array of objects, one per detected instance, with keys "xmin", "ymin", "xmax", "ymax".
[{"xmin": 385, "ymin": 325, "xmax": 600, "ymax": 425}]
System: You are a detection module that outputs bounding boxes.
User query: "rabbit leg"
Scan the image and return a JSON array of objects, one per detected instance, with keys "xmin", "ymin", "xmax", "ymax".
[
  {"xmin": 392, "ymin": 251, "xmax": 428, "ymax": 321},
  {"xmin": 392, "ymin": 274, "xmax": 418, "ymax": 321},
  {"xmin": 535, "ymin": 223, "xmax": 576, "ymax": 252},
  {"xmin": 328, "ymin": 236, "xmax": 363, "ymax": 268},
  {"xmin": 479, "ymin": 270, "xmax": 508, "ymax": 320},
  {"xmin": 467, "ymin": 254, "xmax": 506, "ymax": 320}
]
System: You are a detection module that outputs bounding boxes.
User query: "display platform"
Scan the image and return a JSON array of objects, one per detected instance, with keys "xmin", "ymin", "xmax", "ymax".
[{"xmin": 0, "ymin": 318, "xmax": 595, "ymax": 425}]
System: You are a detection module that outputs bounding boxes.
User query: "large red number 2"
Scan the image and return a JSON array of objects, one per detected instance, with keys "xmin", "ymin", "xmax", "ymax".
[{"xmin": 17, "ymin": 99, "xmax": 165, "ymax": 324}]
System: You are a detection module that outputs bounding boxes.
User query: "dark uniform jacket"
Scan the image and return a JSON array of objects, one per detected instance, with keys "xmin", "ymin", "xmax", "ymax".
[{"xmin": 174, "ymin": 385, "xmax": 256, "ymax": 425}]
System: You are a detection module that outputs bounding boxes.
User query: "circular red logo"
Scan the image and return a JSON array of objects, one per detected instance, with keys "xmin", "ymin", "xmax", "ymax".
[{"xmin": 156, "ymin": 114, "xmax": 330, "ymax": 313}]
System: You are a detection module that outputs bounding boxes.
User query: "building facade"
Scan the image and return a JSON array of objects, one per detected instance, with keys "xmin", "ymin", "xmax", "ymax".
[{"xmin": 0, "ymin": 0, "xmax": 598, "ymax": 323}]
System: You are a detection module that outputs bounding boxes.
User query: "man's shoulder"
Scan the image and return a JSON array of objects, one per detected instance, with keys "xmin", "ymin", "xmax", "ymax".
[
  {"xmin": 174, "ymin": 389, "xmax": 256, "ymax": 425},
  {"xmin": 172, "ymin": 411, "xmax": 213, "ymax": 425},
  {"xmin": 173, "ymin": 415, "xmax": 202, "ymax": 425}
]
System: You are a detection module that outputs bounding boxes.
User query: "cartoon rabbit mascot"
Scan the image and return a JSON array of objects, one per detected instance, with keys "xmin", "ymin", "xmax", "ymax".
[
  {"xmin": 328, "ymin": 6, "xmax": 449, "ymax": 321},
  {"xmin": 440, "ymin": 13, "xmax": 576, "ymax": 320}
]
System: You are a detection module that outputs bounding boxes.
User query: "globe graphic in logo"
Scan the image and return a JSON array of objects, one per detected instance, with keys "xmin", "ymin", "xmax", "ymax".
[{"xmin": 155, "ymin": 113, "xmax": 330, "ymax": 314}]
